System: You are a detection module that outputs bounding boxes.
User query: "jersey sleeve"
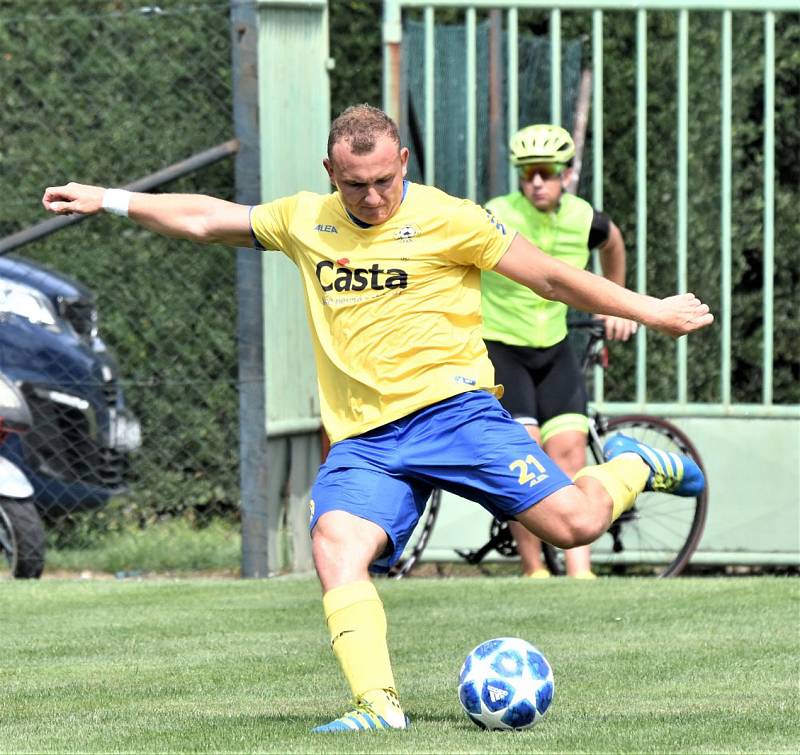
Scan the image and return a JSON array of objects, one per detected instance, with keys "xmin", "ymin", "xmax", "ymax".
[
  {"xmin": 443, "ymin": 199, "xmax": 515, "ymax": 270},
  {"xmin": 249, "ymin": 195, "xmax": 300, "ymax": 260},
  {"xmin": 588, "ymin": 209, "xmax": 611, "ymax": 249}
]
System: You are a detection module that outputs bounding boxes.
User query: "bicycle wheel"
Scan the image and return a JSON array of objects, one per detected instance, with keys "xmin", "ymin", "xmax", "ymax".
[
  {"xmin": 543, "ymin": 415, "xmax": 708, "ymax": 578},
  {"xmin": 386, "ymin": 488, "xmax": 442, "ymax": 579}
]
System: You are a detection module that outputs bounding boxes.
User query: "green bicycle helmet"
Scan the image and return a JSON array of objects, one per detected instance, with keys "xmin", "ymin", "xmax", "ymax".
[{"xmin": 509, "ymin": 124, "xmax": 575, "ymax": 166}]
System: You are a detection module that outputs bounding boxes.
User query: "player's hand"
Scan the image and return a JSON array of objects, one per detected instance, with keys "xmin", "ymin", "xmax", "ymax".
[
  {"xmin": 648, "ymin": 293, "xmax": 714, "ymax": 337},
  {"xmin": 42, "ymin": 182, "xmax": 105, "ymax": 216},
  {"xmin": 596, "ymin": 314, "xmax": 638, "ymax": 341}
]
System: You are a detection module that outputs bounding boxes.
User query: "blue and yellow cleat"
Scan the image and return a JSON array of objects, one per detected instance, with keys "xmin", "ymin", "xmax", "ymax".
[
  {"xmin": 603, "ymin": 433, "xmax": 705, "ymax": 496},
  {"xmin": 312, "ymin": 700, "xmax": 409, "ymax": 733}
]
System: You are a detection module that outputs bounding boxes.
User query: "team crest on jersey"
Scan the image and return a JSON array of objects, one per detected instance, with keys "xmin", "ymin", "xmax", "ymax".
[{"xmin": 394, "ymin": 224, "xmax": 421, "ymax": 242}]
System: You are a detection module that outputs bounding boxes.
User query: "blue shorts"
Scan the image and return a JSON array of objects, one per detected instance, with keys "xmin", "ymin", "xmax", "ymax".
[{"xmin": 309, "ymin": 391, "xmax": 572, "ymax": 573}]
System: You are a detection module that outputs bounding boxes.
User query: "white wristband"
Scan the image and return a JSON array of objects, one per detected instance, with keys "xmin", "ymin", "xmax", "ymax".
[{"xmin": 102, "ymin": 188, "xmax": 131, "ymax": 217}]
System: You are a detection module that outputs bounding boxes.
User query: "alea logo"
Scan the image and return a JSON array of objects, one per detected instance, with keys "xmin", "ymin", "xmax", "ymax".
[{"xmin": 316, "ymin": 259, "xmax": 408, "ymax": 292}]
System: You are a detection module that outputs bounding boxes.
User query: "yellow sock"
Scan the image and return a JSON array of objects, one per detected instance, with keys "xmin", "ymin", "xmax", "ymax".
[
  {"xmin": 323, "ymin": 581, "xmax": 403, "ymax": 722},
  {"xmin": 574, "ymin": 453, "xmax": 650, "ymax": 521}
]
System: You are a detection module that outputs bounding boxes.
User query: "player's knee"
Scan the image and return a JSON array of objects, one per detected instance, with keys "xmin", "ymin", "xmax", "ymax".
[
  {"xmin": 558, "ymin": 515, "xmax": 602, "ymax": 548},
  {"xmin": 311, "ymin": 526, "xmax": 377, "ymax": 592},
  {"xmin": 537, "ymin": 500, "xmax": 605, "ymax": 549},
  {"xmin": 561, "ymin": 446, "xmax": 590, "ymax": 476},
  {"xmin": 311, "ymin": 510, "xmax": 388, "ymax": 576},
  {"xmin": 545, "ymin": 520, "xmax": 596, "ymax": 549}
]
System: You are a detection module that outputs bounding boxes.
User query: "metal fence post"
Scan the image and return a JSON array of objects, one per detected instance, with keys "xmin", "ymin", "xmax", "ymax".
[{"xmin": 231, "ymin": 0, "xmax": 270, "ymax": 578}]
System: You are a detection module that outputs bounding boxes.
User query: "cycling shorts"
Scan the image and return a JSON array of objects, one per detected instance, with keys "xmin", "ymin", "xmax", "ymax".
[
  {"xmin": 485, "ymin": 337, "xmax": 588, "ymax": 434},
  {"xmin": 309, "ymin": 390, "xmax": 572, "ymax": 573}
]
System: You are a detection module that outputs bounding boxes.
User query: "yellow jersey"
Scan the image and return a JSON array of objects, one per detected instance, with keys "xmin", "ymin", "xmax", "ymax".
[{"xmin": 250, "ymin": 182, "xmax": 514, "ymax": 443}]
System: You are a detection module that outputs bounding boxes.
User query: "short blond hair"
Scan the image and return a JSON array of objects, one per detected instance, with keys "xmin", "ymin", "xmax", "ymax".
[{"xmin": 327, "ymin": 104, "xmax": 400, "ymax": 159}]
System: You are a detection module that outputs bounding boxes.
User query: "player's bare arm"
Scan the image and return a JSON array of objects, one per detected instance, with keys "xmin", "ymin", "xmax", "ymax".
[
  {"xmin": 42, "ymin": 182, "xmax": 254, "ymax": 248},
  {"xmin": 494, "ymin": 233, "xmax": 713, "ymax": 338}
]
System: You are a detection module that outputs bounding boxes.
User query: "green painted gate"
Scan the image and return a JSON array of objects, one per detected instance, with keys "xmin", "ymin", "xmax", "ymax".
[{"xmin": 382, "ymin": 0, "xmax": 799, "ymax": 565}]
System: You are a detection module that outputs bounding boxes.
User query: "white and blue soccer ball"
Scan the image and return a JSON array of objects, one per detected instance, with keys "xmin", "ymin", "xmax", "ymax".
[{"xmin": 458, "ymin": 637, "xmax": 554, "ymax": 730}]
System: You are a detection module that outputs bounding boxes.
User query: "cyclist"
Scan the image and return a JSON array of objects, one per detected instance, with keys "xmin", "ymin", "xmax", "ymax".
[
  {"xmin": 42, "ymin": 105, "xmax": 710, "ymax": 733},
  {"xmin": 482, "ymin": 124, "xmax": 637, "ymax": 580}
]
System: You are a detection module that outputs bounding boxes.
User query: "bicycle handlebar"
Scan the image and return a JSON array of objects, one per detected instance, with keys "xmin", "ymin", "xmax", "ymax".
[{"xmin": 566, "ymin": 317, "xmax": 608, "ymax": 372}]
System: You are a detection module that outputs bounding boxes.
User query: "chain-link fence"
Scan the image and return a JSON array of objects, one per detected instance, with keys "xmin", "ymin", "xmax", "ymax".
[{"xmin": 1, "ymin": 0, "xmax": 241, "ymax": 575}]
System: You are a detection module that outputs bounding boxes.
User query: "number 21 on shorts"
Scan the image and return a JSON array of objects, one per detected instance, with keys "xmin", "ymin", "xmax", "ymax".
[{"xmin": 509, "ymin": 454, "xmax": 550, "ymax": 488}]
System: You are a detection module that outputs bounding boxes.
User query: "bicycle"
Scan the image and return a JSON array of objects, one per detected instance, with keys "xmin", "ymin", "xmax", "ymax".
[{"xmin": 388, "ymin": 319, "xmax": 709, "ymax": 579}]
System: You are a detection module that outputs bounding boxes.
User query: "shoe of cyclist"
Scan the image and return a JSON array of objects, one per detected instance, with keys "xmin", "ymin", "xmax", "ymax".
[
  {"xmin": 603, "ymin": 433, "xmax": 705, "ymax": 496},
  {"xmin": 526, "ymin": 567, "xmax": 551, "ymax": 580},
  {"xmin": 570, "ymin": 571, "xmax": 598, "ymax": 580},
  {"xmin": 312, "ymin": 698, "xmax": 409, "ymax": 733}
]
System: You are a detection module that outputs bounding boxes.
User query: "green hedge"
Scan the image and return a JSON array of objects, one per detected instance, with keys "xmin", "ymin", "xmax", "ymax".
[{"xmin": 1, "ymin": 1, "xmax": 240, "ymax": 539}]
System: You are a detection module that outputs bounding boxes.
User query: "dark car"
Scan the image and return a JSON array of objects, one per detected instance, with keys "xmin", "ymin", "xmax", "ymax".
[{"xmin": 0, "ymin": 255, "xmax": 140, "ymax": 516}]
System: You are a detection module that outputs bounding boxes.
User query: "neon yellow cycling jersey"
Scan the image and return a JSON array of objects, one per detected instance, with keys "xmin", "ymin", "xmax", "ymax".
[
  {"xmin": 481, "ymin": 191, "xmax": 594, "ymax": 348},
  {"xmin": 251, "ymin": 182, "xmax": 513, "ymax": 443}
]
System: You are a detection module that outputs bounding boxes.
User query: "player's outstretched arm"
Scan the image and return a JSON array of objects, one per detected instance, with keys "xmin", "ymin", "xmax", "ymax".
[
  {"xmin": 494, "ymin": 233, "xmax": 714, "ymax": 338},
  {"xmin": 42, "ymin": 182, "xmax": 254, "ymax": 248}
]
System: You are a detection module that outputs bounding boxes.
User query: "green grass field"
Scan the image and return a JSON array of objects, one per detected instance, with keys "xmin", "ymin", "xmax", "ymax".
[{"xmin": 2, "ymin": 576, "xmax": 797, "ymax": 753}]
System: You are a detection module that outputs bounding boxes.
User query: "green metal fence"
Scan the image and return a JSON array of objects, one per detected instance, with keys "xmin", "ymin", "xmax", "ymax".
[
  {"xmin": 383, "ymin": 0, "xmax": 799, "ymax": 419},
  {"xmin": 383, "ymin": 0, "xmax": 798, "ymax": 564}
]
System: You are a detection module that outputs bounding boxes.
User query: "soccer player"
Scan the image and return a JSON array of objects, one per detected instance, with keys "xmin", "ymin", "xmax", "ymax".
[
  {"xmin": 43, "ymin": 104, "xmax": 712, "ymax": 733},
  {"xmin": 482, "ymin": 124, "xmax": 636, "ymax": 580}
]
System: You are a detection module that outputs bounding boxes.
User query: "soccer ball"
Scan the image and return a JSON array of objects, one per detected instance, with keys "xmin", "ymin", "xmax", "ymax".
[{"xmin": 458, "ymin": 637, "xmax": 554, "ymax": 730}]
